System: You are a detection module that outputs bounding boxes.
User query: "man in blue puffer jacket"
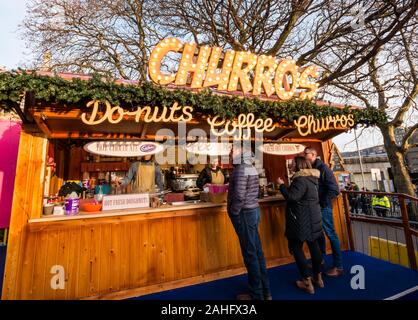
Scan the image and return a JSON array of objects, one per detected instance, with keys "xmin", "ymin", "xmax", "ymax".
[
  {"xmin": 304, "ymin": 147, "xmax": 343, "ymax": 277},
  {"xmin": 227, "ymin": 146, "xmax": 271, "ymax": 300}
]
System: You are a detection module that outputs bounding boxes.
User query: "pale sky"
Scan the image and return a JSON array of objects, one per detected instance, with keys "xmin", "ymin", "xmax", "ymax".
[{"xmin": 0, "ymin": 0, "xmax": 386, "ymax": 152}]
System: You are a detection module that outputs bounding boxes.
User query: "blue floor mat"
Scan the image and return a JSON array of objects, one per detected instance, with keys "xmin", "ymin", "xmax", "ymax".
[
  {"xmin": 133, "ymin": 251, "xmax": 418, "ymax": 300},
  {"xmin": 1, "ymin": 248, "xmax": 417, "ymax": 300}
]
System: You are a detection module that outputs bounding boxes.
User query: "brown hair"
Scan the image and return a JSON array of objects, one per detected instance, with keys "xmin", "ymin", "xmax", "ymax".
[
  {"xmin": 304, "ymin": 147, "xmax": 318, "ymax": 156},
  {"xmin": 294, "ymin": 156, "xmax": 312, "ymax": 171}
]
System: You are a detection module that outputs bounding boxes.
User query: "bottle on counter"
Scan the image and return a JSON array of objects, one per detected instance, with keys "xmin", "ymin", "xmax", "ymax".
[
  {"xmin": 95, "ymin": 185, "xmax": 105, "ymax": 202},
  {"xmin": 258, "ymin": 185, "xmax": 265, "ymax": 199}
]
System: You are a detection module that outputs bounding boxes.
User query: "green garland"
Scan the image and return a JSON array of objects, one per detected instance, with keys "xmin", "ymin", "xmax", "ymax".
[{"xmin": 0, "ymin": 71, "xmax": 387, "ymax": 125}]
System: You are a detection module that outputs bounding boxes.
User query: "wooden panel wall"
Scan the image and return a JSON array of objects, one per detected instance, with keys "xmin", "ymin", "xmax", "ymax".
[
  {"xmin": 1, "ymin": 127, "xmax": 48, "ymax": 299},
  {"xmin": 68, "ymin": 146, "xmax": 86, "ymax": 180}
]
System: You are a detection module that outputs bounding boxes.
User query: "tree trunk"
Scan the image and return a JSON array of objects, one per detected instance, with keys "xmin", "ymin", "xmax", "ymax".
[{"xmin": 380, "ymin": 124, "xmax": 416, "ymax": 196}]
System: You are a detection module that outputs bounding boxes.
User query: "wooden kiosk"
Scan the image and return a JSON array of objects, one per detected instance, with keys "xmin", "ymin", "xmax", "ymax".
[{"xmin": 1, "ymin": 39, "xmax": 359, "ymax": 300}]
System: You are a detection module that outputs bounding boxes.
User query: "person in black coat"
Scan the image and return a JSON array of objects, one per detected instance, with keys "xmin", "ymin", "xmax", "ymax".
[
  {"xmin": 277, "ymin": 156, "xmax": 324, "ymax": 294},
  {"xmin": 305, "ymin": 147, "xmax": 343, "ymax": 277}
]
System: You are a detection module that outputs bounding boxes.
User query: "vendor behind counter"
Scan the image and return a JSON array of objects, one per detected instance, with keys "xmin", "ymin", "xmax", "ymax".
[
  {"xmin": 196, "ymin": 158, "xmax": 228, "ymax": 189},
  {"xmin": 118, "ymin": 155, "xmax": 164, "ymax": 193}
]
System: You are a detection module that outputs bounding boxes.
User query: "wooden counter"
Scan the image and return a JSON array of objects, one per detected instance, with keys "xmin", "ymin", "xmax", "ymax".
[
  {"xmin": 8, "ymin": 195, "xmax": 347, "ymax": 300},
  {"xmin": 29, "ymin": 196, "xmax": 285, "ymax": 224}
]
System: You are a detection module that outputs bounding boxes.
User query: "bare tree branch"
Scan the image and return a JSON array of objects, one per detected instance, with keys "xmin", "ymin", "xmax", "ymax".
[{"xmin": 402, "ymin": 123, "xmax": 418, "ymax": 152}]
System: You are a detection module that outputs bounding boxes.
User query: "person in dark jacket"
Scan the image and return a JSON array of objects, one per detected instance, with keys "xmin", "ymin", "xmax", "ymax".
[
  {"xmin": 305, "ymin": 147, "xmax": 343, "ymax": 277},
  {"xmin": 227, "ymin": 146, "xmax": 271, "ymax": 300},
  {"xmin": 196, "ymin": 158, "xmax": 227, "ymax": 189},
  {"xmin": 277, "ymin": 156, "xmax": 324, "ymax": 294},
  {"xmin": 360, "ymin": 188, "xmax": 372, "ymax": 215},
  {"xmin": 347, "ymin": 182, "xmax": 360, "ymax": 213}
]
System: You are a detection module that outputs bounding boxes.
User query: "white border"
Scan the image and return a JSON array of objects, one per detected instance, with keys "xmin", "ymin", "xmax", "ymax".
[{"xmin": 384, "ymin": 285, "xmax": 418, "ymax": 300}]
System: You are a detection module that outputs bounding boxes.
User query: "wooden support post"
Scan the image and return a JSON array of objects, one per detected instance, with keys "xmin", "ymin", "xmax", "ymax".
[
  {"xmin": 1, "ymin": 130, "xmax": 48, "ymax": 299},
  {"xmin": 342, "ymin": 192, "xmax": 355, "ymax": 251},
  {"xmin": 399, "ymin": 196, "xmax": 417, "ymax": 271}
]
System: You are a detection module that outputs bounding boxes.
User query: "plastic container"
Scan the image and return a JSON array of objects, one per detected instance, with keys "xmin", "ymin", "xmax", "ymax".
[
  {"xmin": 53, "ymin": 206, "xmax": 65, "ymax": 215},
  {"xmin": 43, "ymin": 204, "xmax": 54, "ymax": 215},
  {"xmin": 65, "ymin": 192, "xmax": 79, "ymax": 215},
  {"xmin": 79, "ymin": 198, "xmax": 100, "ymax": 211},
  {"xmin": 83, "ymin": 202, "xmax": 102, "ymax": 212}
]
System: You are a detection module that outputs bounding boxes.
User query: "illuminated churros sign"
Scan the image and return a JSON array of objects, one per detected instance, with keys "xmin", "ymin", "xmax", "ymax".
[
  {"xmin": 80, "ymin": 39, "xmax": 356, "ymax": 138},
  {"xmin": 148, "ymin": 38, "xmax": 319, "ymax": 100}
]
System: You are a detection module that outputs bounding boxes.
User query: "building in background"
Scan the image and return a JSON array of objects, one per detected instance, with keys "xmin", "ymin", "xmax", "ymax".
[{"xmin": 341, "ymin": 145, "xmax": 394, "ymax": 192}]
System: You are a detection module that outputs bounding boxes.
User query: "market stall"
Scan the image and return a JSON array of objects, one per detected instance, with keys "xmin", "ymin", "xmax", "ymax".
[{"xmin": 0, "ymin": 38, "xmax": 384, "ymax": 300}]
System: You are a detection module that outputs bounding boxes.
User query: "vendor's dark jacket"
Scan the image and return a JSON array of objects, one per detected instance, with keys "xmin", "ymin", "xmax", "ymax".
[
  {"xmin": 227, "ymin": 163, "xmax": 259, "ymax": 216},
  {"xmin": 196, "ymin": 166, "xmax": 228, "ymax": 189},
  {"xmin": 313, "ymin": 158, "xmax": 340, "ymax": 208},
  {"xmin": 279, "ymin": 169, "xmax": 323, "ymax": 242}
]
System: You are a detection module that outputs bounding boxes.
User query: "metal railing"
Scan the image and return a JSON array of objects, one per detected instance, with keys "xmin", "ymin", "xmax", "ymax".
[{"xmin": 342, "ymin": 190, "xmax": 418, "ymax": 271}]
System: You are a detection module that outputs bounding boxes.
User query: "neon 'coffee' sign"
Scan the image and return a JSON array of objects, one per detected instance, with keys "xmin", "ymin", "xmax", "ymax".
[{"xmin": 148, "ymin": 38, "xmax": 319, "ymax": 100}]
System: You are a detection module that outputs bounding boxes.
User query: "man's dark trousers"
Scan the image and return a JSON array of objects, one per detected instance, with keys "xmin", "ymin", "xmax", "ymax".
[{"xmin": 229, "ymin": 207, "xmax": 271, "ymax": 300}]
